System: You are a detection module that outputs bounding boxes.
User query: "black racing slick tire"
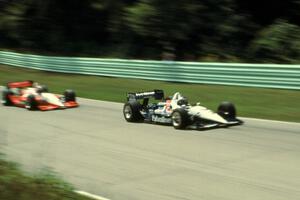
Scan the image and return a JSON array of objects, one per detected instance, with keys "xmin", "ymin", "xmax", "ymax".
[
  {"xmin": 2, "ymin": 89, "xmax": 12, "ymax": 106},
  {"xmin": 172, "ymin": 108, "xmax": 189, "ymax": 129},
  {"xmin": 26, "ymin": 95, "xmax": 38, "ymax": 110},
  {"xmin": 64, "ymin": 89, "xmax": 76, "ymax": 102},
  {"xmin": 217, "ymin": 102, "xmax": 236, "ymax": 120},
  {"xmin": 123, "ymin": 101, "xmax": 143, "ymax": 122}
]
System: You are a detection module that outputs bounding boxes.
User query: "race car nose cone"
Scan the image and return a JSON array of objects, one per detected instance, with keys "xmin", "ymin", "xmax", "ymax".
[{"xmin": 41, "ymin": 93, "xmax": 64, "ymax": 107}]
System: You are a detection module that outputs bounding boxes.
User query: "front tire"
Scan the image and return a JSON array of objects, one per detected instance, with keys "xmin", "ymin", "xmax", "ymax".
[
  {"xmin": 123, "ymin": 101, "xmax": 143, "ymax": 122},
  {"xmin": 172, "ymin": 109, "xmax": 189, "ymax": 129},
  {"xmin": 64, "ymin": 89, "xmax": 76, "ymax": 102},
  {"xmin": 217, "ymin": 102, "xmax": 236, "ymax": 120},
  {"xmin": 26, "ymin": 95, "xmax": 38, "ymax": 110}
]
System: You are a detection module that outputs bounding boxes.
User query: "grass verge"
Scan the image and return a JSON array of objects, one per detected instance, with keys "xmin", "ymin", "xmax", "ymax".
[
  {"xmin": 0, "ymin": 64, "xmax": 299, "ymax": 122},
  {"xmin": 0, "ymin": 154, "xmax": 91, "ymax": 200}
]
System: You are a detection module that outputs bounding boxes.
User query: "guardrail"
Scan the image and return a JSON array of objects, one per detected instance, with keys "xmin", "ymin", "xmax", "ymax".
[{"xmin": 1, "ymin": 51, "xmax": 300, "ymax": 90}]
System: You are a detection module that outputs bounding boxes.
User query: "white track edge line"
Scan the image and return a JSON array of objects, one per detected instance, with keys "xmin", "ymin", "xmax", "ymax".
[
  {"xmin": 74, "ymin": 190, "xmax": 110, "ymax": 200},
  {"xmin": 240, "ymin": 117, "xmax": 300, "ymax": 125}
]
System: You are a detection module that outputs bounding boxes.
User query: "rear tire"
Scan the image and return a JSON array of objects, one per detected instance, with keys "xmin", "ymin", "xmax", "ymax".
[
  {"xmin": 123, "ymin": 101, "xmax": 143, "ymax": 122},
  {"xmin": 217, "ymin": 102, "xmax": 236, "ymax": 120},
  {"xmin": 2, "ymin": 89, "xmax": 12, "ymax": 106},
  {"xmin": 64, "ymin": 90, "xmax": 76, "ymax": 102},
  {"xmin": 26, "ymin": 95, "xmax": 38, "ymax": 110},
  {"xmin": 172, "ymin": 109, "xmax": 189, "ymax": 129}
]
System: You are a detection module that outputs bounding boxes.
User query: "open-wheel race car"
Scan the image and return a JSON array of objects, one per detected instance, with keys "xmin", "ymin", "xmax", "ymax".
[
  {"xmin": 123, "ymin": 90, "xmax": 243, "ymax": 129},
  {"xmin": 2, "ymin": 80, "xmax": 78, "ymax": 111}
]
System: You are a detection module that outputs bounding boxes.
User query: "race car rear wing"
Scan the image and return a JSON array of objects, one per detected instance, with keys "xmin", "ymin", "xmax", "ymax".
[
  {"xmin": 7, "ymin": 80, "xmax": 33, "ymax": 88},
  {"xmin": 127, "ymin": 89, "xmax": 164, "ymax": 101}
]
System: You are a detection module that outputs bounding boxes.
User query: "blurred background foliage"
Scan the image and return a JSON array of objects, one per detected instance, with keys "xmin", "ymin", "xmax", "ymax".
[{"xmin": 0, "ymin": 0, "xmax": 299, "ymax": 63}]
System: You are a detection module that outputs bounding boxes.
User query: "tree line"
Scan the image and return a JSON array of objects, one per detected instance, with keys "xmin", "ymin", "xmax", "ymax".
[{"xmin": 0, "ymin": 0, "xmax": 300, "ymax": 63}]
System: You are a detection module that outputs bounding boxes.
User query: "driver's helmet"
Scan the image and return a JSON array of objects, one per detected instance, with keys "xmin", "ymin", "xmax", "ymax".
[
  {"xmin": 32, "ymin": 82, "xmax": 40, "ymax": 88},
  {"xmin": 33, "ymin": 82, "xmax": 48, "ymax": 93},
  {"xmin": 177, "ymin": 96, "xmax": 188, "ymax": 106},
  {"xmin": 36, "ymin": 86, "xmax": 43, "ymax": 93}
]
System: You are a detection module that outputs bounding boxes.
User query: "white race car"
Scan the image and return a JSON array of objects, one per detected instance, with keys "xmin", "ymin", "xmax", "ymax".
[{"xmin": 123, "ymin": 90, "xmax": 243, "ymax": 129}]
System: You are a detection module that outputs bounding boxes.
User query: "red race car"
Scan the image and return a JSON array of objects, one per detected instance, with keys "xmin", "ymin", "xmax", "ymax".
[{"xmin": 2, "ymin": 80, "xmax": 78, "ymax": 111}]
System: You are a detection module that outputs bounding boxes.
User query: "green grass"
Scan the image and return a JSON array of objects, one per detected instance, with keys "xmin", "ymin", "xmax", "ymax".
[
  {"xmin": 1, "ymin": 64, "xmax": 300, "ymax": 122},
  {"xmin": 0, "ymin": 154, "xmax": 91, "ymax": 200}
]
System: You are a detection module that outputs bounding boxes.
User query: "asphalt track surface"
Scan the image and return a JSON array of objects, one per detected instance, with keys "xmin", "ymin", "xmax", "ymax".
[{"xmin": 1, "ymin": 97, "xmax": 300, "ymax": 200}]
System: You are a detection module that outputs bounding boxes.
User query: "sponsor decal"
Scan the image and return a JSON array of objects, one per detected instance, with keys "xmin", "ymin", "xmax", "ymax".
[
  {"xmin": 152, "ymin": 115, "xmax": 172, "ymax": 123},
  {"xmin": 135, "ymin": 91, "xmax": 155, "ymax": 97}
]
